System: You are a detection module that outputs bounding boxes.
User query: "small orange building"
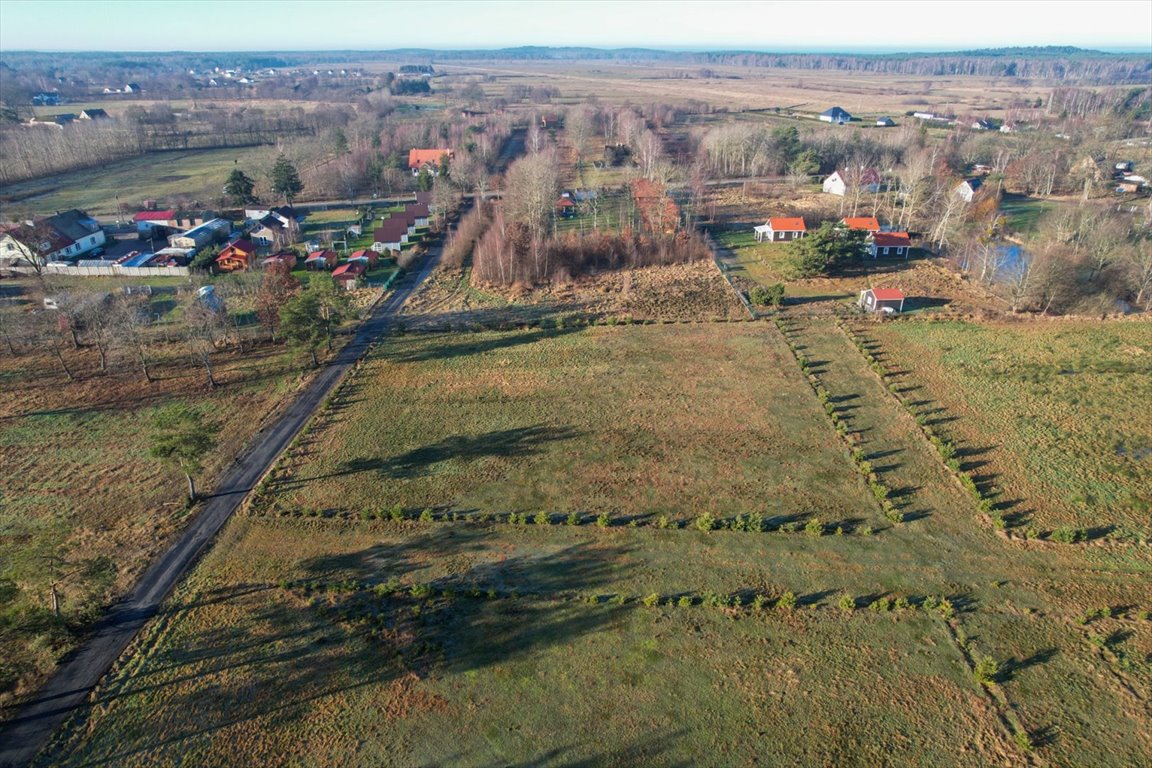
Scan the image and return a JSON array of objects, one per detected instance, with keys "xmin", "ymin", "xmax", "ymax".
[{"xmin": 215, "ymin": 239, "xmax": 258, "ymax": 272}]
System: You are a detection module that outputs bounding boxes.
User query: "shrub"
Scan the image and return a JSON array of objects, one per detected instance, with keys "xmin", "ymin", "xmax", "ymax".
[
  {"xmin": 805, "ymin": 518, "xmax": 824, "ymax": 537},
  {"xmin": 1051, "ymin": 526, "xmax": 1085, "ymax": 544},
  {"xmin": 973, "ymin": 655, "xmax": 1002, "ymax": 684},
  {"xmin": 748, "ymin": 512, "xmax": 764, "ymax": 533},
  {"xmin": 656, "ymin": 514, "xmax": 670, "ymax": 529},
  {"xmin": 596, "ymin": 512, "xmax": 611, "ymax": 528},
  {"xmin": 922, "ymin": 595, "xmax": 941, "ymax": 612},
  {"xmin": 677, "ymin": 595, "xmax": 693, "ymax": 608},
  {"xmin": 534, "ymin": 512, "xmax": 550, "ymax": 526},
  {"xmin": 748, "ymin": 282, "xmax": 785, "ymax": 307},
  {"xmin": 642, "ymin": 593, "xmax": 661, "ymax": 607},
  {"xmin": 566, "ymin": 511, "xmax": 581, "ymax": 526},
  {"xmin": 868, "ymin": 481, "xmax": 888, "ymax": 502},
  {"xmin": 418, "ymin": 508, "xmax": 435, "ymax": 523},
  {"xmin": 751, "ymin": 594, "xmax": 767, "ymax": 611},
  {"xmin": 1014, "ymin": 730, "xmax": 1034, "ymax": 753},
  {"xmin": 389, "ymin": 504, "xmax": 404, "ymax": 521},
  {"xmin": 893, "ymin": 596, "xmax": 912, "ymax": 611},
  {"xmin": 777, "ymin": 591, "xmax": 798, "ymax": 611},
  {"xmin": 695, "ymin": 513, "xmax": 717, "ymax": 532},
  {"xmin": 838, "ymin": 593, "xmax": 856, "ymax": 613},
  {"xmin": 780, "ymin": 521, "xmax": 801, "ymax": 533},
  {"xmin": 862, "ymin": 524, "xmax": 875, "ymax": 536},
  {"xmin": 870, "ymin": 597, "xmax": 892, "ymax": 612},
  {"xmin": 938, "ymin": 598, "xmax": 956, "ymax": 620}
]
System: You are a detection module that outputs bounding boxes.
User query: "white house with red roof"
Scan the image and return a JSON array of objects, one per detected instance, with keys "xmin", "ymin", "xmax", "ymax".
[
  {"xmin": 859, "ymin": 287, "xmax": 905, "ymax": 313},
  {"xmin": 753, "ymin": 217, "xmax": 807, "ymax": 242},
  {"xmin": 867, "ymin": 231, "xmax": 911, "ymax": 258},
  {"xmin": 408, "ymin": 148, "xmax": 453, "ymax": 176},
  {"xmin": 133, "ymin": 209, "xmax": 178, "ymax": 236}
]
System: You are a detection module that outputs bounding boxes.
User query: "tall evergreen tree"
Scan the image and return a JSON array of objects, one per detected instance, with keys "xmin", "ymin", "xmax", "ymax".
[
  {"xmin": 223, "ymin": 168, "xmax": 256, "ymax": 206},
  {"xmin": 270, "ymin": 155, "xmax": 304, "ymax": 204}
]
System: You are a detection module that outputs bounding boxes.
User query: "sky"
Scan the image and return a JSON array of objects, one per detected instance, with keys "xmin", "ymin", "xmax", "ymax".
[{"xmin": 1, "ymin": 0, "xmax": 1150, "ymax": 53}]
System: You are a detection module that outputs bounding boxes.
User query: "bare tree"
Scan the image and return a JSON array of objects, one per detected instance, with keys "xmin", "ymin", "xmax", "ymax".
[
  {"xmin": 183, "ymin": 294, "xmax": 227, "ymax": 388},
  {"xmin": 111, "ymin": 295, "xmax": 157, "ymax": 383}
]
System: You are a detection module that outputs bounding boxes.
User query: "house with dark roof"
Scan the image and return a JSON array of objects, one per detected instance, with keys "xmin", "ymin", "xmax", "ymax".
[
  {"xmin": 954, "ymin": 178, "xmax": 984, "ymax": 202},
  {"xmin": 372, "ymin": 219, "xmax": 410, "ymax": 252},
  {"xmin": 819, "ymin": 106, "xmax": 852, "ymax": 124},
  {"xmin": 859, "ymin": 287, "xmax": 905, "ymax": 313},
  {"xmin": 0, "ymin": 209, "xmax": 105, "ymax": 266},
  {"xmin": 79, "ymin": 109, "xmax": 111, "ymax": 121},
  {"xmin": 875, "ymin": 117, "xmax": 895, "ymax": 127},
  {"xmin": 753, "ymin": 217, "xmax": 807, "ymax": 243}
]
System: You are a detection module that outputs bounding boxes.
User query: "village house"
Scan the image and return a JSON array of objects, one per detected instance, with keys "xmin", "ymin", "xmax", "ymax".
[
  {"xmin": 859, "ymin": 287, "xmax": 906, "ymax": 313},
  {"xmin": 372, "ymin": 219, "xmax": 410, "ymax": 253},
  {"xmin": 954, "ymin": 178, "xmax": 984, "ymax": 202},
  {"xmin": 348, "ymin": 249, "xmax": 379, "ymax": 268},
  {"xmin": 753, "ymin": 217, "xmax": 807, "ymax": 243},
  {"xmin": 819, "ymin": 106, "xmax": 852, "ymax": 124},
  {"xmin": 875, "ymin": 117, "xmax": 895, "ymax": 127},
  {"xmin": 838, "ymin": 216, "xmax": 882, "ymax": 233},
  {"xmin": 133, "ymin": 209, "xmax": 179, "ymax": 237},
  {"xmin": 215, "ymin": 239, "xmax": 258, "ymax": 272},
  {"xmin": 304, "ymin": 249, "xmax": 338, "ymax": 270},
  {"xmin": 0, "ymin": 209, "xmax": 105, "ymax": 267},
  {"xmin": 79, "ymin": 109, "xmax": 111, "ymax": 121},
  {"xmin": 867, "ymin": 231, "xmax": 912, "ymax": 258},
  {"xmin": 261, "ymin": 252, "xmax": 298, "ymax": 270},
  {"xmin": 332, "ymin": 260, "xmax": 367, "ymax": 290},
  {"xmin": 404, "ymin": 202, "xmax": 431, "ymax": 228},
  {"xmin": 823, "ymin": 169, "xmax": 882, "ymax": 196},
  {"xmin": 408, "ymin": 148, "xmax": 453, "ymax": 176},
  {"xmin": 249, "ymin": 214, "xmax": 297, "ymax": 250}
]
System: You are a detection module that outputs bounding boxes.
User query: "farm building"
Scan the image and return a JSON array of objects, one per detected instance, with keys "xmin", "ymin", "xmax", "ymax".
[
  {"xmin": 332, "ymin": 260, "xmax": 366, "ymax": 290},
  {"xmin": 168, "ymin": 218, "xmax": 231, "ymax": 251},
  {"xmin": 859, "ymin": 287, "xmax": 905, "ymax": 313},
  {"xmin": 304, "ymin": 249, "xmax": 338, "ymax": 270},
  {"xmin": 819, "ymin": 106, "xmax": 852, "ymax": 124},
  {"xmin": 215, "ymin": 239, "xmax": 258, "ymax": 272},
  {"xmin": 867, "ymin": 232, "xmax": 911, "ymax": 258},
  {"xmin": 875, "ymin": 117, "xmax": 895, "ymax": 127},
  {"xmin": 753, "ymin": 217, "xmax": 807, "ymax": 243}
]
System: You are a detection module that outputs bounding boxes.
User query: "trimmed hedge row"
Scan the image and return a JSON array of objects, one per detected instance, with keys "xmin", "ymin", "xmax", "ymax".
[{"xmin": 775, "ymin": 318, "xmax": 904, "ymax": 524}]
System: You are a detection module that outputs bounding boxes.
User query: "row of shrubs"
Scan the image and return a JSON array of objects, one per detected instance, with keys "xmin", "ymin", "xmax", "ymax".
[
  {"xmin": 282, "ymin": 578, "xmax": 963, "ymax": 619},
  {"xmin": 255, "ymin": 502, "xmax": 871, "ymax": 537},
  {"xmin": 835, "ymin": 320, "xmax": 1015, "ymax": 529},
  {"xmin": 775, "ymin": 319, "xmax": 905, "ymax": 524}
]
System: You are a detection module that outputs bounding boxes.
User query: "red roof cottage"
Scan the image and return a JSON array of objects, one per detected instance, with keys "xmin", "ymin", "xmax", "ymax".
[
  {"xmin": 332, "ymin": 260, "xmax": 366, "ymax": 290},
  {"xmin": 839, "ymin": 217, "xmax": 881, "ymax": 233},
  {"xmin": 867, "ymin": 232, "xmax": 911, "ymax": 258},
  {"xmin": 304, "ymin": 249, "xmax": 338, "ymax": 270},
  {"xmin": 859, "ymin": 287, "xmax": 905, "ymax": 313},
  {"xmin": 753, "ymin": 217, "xmax": 807, "ymax": 242},
  {"xmin": 348, "ymin": 248, "xmax": 378, "ymax": 267}
]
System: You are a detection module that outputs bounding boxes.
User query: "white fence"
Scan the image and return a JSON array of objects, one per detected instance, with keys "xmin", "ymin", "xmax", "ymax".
[{"xmin": 8, "ymin": 264, "xmax": 192, "ymax": 278}]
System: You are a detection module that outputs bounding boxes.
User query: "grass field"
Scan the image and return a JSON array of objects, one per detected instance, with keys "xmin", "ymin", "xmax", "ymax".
[
  {"xmin": 0, "ymin": 145, "xmax": 278, "ymax": 218},
  {"xmin": 863, "ymin": 319, "xmax": 1152, "ymax": 533},
  {"xmin": 0, "ymin": 334, "xmax": 315, "ymax": 707},
  {"xmin": 36, "ymin": 322, "xmax": 1152, "ymax": 767},
  {"xmin": 255, "ymin": 324, "xmax": 883, "ymax": 525}
]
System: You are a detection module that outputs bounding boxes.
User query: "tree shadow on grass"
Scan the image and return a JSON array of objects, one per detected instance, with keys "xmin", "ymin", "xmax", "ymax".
[
  {"xmin": 273, "ymin": 424, "xmax": 580, "ymax": 490},
  {"xmin": 46, "ymin": 528, "xmax": 635, "ymax": 767}
]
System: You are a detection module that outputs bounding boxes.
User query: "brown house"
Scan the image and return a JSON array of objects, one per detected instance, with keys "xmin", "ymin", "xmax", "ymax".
[
  {"xmin": 215, "ymin": 239, "xmax": 258, "ymax": 272},
  {"xmin": 304, "ymin": 249, "xmax": 338, "ymax": 270}
]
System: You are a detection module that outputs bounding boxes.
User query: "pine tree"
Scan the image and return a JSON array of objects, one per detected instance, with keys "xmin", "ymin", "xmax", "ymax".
[
  {"xmin": 223, "ymin": 168, "xmax": 256, "ymax": 206},
  {"xmin": 270, "ymin": 156, "xmax": 304, "ymax": 204}
]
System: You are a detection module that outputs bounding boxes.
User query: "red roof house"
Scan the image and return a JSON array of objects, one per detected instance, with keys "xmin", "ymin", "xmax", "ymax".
[
  {"xmin": 332, "ymin": 259, "xmax": 367, "ymax": 289},
  {"xmin": 408, "ymin": 148, "xmax": 453, "ymax": 175},
  {"xmin": 839, "ymin": 217, "xmax": 881, "ymax": 232},
  {"xmin": 859, "ymin": 287, "xmax": 906, "ymax": 313},
  {"xmin": 867, "ymin": 232, "xmax": 912, "ymax": 258},
  {"xmin": 348, "ymin": 248, "xmax": 378, "ymax": 267},
  {"xmin": 304, "ymin": 249, "xmax": 338, "ymax": 270},
  {"xmin": 753, "ymin": 217, "xmax": 807, "ymax": 242}
]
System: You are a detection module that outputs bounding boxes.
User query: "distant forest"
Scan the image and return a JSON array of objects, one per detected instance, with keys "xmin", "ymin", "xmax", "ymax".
[{"xmin": 2, "ymin": 46, "xmax": 1149, "ymax": 85}]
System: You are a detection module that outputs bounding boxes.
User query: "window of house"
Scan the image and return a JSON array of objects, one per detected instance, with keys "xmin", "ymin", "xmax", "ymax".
[{"xmin": 883, "ymin": 247, "xmax": 889, "ymax": 255}]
